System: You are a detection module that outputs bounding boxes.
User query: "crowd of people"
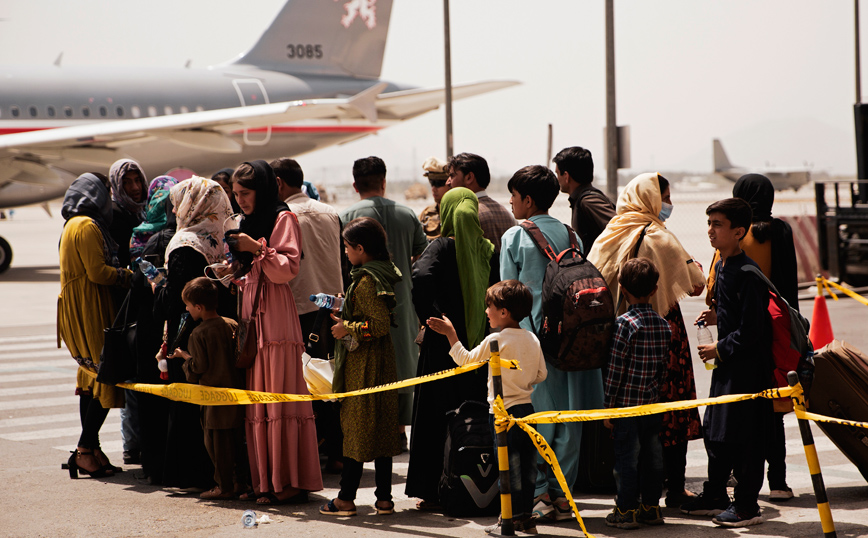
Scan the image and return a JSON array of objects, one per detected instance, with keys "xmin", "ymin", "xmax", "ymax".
[{"xmin": 56, "ymin": 146, "xmax": 799, "ymax": 532}]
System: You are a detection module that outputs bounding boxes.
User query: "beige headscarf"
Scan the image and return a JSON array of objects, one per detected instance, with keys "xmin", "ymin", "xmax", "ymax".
[
  {"xmin": 165, "ymin": 177, "xmax": 233, "ymax": 266},
  {"xmin": 587, "ymin": 172, "xmax": 705, "ymax": 316}
]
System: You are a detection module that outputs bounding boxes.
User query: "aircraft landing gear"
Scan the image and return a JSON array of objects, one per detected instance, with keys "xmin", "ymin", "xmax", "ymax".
[{"xmin": 0, "ymin": 236, "xmax": 12, "ymax": 274}]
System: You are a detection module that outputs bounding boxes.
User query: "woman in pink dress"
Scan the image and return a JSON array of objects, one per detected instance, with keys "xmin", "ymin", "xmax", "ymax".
[{"xmin": 229, "ymin": 160, "xmax": 323, "ymax": 504}]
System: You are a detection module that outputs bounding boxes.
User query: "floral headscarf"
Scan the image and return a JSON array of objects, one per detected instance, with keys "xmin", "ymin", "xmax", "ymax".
[
  {"xmin": 109, "ymin": 158, "xmax": 148, "ymax": 220},
  {"xmin": 165, "ymin": 177, "xmax": 233, "ymax": 266},
  {"xmin": 129, "ymin": 175, "xmax": 178, "ymax": 260}
]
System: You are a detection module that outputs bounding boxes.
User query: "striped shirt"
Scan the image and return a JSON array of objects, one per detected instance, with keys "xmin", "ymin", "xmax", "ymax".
[{"xmin": 604, "ymin": 302, "xmax": 671, "ymax": 408}]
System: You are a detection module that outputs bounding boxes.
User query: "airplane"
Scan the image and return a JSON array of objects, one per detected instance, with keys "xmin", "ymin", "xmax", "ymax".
[
  {"xmin": 713, "ymin": 138, "xmax": 816, "ymax": 191},
  {"xmin": 0, "ymin": 0, "xmax": 518, "ymax": 273}
]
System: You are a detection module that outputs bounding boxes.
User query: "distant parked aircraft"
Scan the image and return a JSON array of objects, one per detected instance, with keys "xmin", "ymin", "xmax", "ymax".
[
  {"xmin": 0, "ymin": 0, "xmax": 517, "ymax": 273},
  {"xmin": 713, "ymin": 138, "xmax": 816, "ymax": 191}
]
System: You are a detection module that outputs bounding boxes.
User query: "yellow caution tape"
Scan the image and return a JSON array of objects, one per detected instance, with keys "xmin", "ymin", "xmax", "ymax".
[
  {"xmin": 510, "ymin": 386, "xmax": 794, "ymax": 426},
  {"xmin": 80, "ymin": 357, "xmax": 519, "ymax": 405},
  {"xmin": 492, "ymin": 398, "xmax": 596, "ymax": 538},
  {"xmin": 796, "ymin": 410, "xmax": 868, "ymax": 430},
  {"xmin": 819, "ymin": 276, "xmax": 868, "ymax": 307}
]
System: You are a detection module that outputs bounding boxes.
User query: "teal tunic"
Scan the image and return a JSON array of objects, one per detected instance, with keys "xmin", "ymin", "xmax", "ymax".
[
  {"xmin": 500, "ymin": 214, "xmax": 604, "ymax": 498},
  {"xmin": 340, "ymin": 197, "xmax": 428, "ymax": 424}
]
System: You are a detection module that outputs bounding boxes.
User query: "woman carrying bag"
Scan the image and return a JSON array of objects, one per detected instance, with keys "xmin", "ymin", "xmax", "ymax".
[{"xmin": 587, "ymin": 172, "xmax": 706, "ymax": 507}]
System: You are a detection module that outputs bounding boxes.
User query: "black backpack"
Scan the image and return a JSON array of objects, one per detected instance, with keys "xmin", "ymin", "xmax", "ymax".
[
  {"xmin": 521, "ymin": 221, "xmax": 615, "ymax": 371},
  {"xmin": 438, "ymin": 400, "xmax": 500, "ymax": 517}
]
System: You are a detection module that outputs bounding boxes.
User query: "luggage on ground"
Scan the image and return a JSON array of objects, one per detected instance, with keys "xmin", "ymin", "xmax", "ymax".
[
  {"xmin": 438, "ymin": 400, "xmax": 500, "ymax": 516},
  {"xmin": 808, "ymin": 339, "xmax": 868, "ymax": 483}
]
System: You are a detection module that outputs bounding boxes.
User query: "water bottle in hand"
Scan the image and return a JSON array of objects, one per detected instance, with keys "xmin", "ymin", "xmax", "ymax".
[
  {"xmin": 697, "ymin": 321, "xmax": 717, "ymax": 370},
  {"xmin": 136, "ymin": 257, "xmax": 165, "ymax": 287},
  {"xmin": 309, "ymin": 293, "xmax": 343, "ymax": 311}
]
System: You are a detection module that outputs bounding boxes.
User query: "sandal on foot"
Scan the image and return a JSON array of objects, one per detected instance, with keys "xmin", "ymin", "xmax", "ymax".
[
  {"xmin": 238, "ymin": 491, "xmax": 262, "ymax": 501},
  {"xmin": 319, "ymin": 499, "xmax": 357, "ymax": 516},
  {"xmin": 416, "ymin": 499, "xmax": 441, "ymax": 511},
  {"xmin": 257, "ymin": 491, "xmax": 309, "ymax": 505},
  {"xmin": 200, "ymin": 487, "xmax": 235, "ymax": 500},
  {"xmin": 375, "ymin": 500, "xmax": 395, "ymax": 515}
]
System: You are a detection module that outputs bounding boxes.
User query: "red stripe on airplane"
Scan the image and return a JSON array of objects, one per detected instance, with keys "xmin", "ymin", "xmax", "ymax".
[{"xmin": 0, "ymin": 125, "xmax": 383, "ymax": 136}]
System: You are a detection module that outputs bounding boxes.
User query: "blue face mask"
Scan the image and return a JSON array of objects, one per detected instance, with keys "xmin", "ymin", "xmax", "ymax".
[{"xmin": 658, "ymin": 202, "xmax": 673, "ymax": 222}]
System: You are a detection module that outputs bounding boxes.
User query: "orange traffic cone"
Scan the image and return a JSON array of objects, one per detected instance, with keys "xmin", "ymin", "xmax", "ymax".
[{"xmin": 809, "ymin": 282, "xmax": 834, "ymax": 349}]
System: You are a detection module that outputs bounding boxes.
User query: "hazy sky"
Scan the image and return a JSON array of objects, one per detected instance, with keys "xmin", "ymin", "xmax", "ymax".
[{"xmin": 0, "ymin": 0, "xmax": 862, "ymax": 181}]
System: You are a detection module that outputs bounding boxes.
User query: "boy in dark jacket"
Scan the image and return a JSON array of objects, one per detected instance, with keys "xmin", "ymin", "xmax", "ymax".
[
  {"xmin": 172, "ymin": 277, "xmax": 244, "ymax": 500},
  {"xmin": 682, "ymin": 198, "xmax": 773, "ymax": 527}
]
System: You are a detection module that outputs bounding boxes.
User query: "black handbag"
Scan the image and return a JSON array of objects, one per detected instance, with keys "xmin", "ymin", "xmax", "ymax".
[
  {"xmin": 97, "ymin": 291, "xmax": 138, "ymax": 385},
  {"xmin": 236, "ymin": 278, "xmax": 265, "ymax": 369}
]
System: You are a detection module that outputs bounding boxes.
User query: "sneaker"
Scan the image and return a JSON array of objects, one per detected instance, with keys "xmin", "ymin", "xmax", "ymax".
[
  {"xmin": 712, "ymin": 504, "xmax": 763, "ymax": 527},
  {"xmin": 636, "ymin": 504, "xmax": 664, "ymax": 525},
  {"xmin": 768, "ymin": 487, "xmax": 794, "ymax": 501},
  {"xmin": 605, "ymin": 507, "xmax": 640, "ymax": 530},
  {"xmin": 484, "ymin": 516, "xmax": 539, "ymax": 536},
  {"xmin": 550, "ymin": 497, "xmax": 573, "ymax": 521},
  {"xmin": 680, "ymin": 492, "xmax": 730, "ymax": 516},
  {"xmin": 531, "ymin": 494, "xmax": 553, "ymax": 519}
]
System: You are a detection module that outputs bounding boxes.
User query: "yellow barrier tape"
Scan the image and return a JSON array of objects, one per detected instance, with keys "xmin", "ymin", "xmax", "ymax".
[
  {"xmin": 80, "ymin": 358, "xmax": 520, "ymax": 406},
  {"xmin": 820, "ymin": 276, "xmax": 868, "ymax": 307},
  {"xmin": 511, "ymin": 386, "xmax": 794, "ymax": 426},
  {"xmin": 493, "ymin": 398, "xmax": 596, "ymax": 538},
  {"xmin": 796, "ymin": 410, "xmax": 868, "ymax": 430}
]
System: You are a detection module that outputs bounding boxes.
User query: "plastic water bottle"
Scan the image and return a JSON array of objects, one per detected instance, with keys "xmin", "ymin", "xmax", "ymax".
[
  {"xmin": 136, "ymin": 257, "xmax": 165, "ymax": 287},
  {"xmin": 241, "ymin": 509, "xmax": 257, "ymax": 528},
  {"xmin": 697, "ymin": 321, "xmax": 717, "ymax": 370},
  {"xmin": 309, "ymin": 293, "xmax": 343, "ymax": 311}
]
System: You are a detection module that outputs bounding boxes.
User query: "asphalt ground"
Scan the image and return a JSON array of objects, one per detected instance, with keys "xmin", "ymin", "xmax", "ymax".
[{"xmin": 1, "ymin": 202, "xmax": 866, "ymax": 537}]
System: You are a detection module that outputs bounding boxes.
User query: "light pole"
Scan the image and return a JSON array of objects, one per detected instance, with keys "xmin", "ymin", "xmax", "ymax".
[
  {"xmin": 444, "ymin": 0, "xmax": 454, "ymax": 159},
  {"xmin": 605, "ymin": 0, "xmax": 618, "ymax": 200}
]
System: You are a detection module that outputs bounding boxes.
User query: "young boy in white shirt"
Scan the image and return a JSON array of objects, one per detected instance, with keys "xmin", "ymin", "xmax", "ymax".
[{"xmin": 427, "ymin": 279, "xmax": 547, "ymax": 535}]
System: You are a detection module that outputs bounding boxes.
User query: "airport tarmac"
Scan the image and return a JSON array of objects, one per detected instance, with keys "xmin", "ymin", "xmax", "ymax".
[{"xmin": 0, "ymin": 195, "xmax": 866, "ymax": 537}]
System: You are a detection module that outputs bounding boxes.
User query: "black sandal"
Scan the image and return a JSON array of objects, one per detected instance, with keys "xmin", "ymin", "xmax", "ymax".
[{"xmin": 67, "ymin": 450, "xmax": 114, "ymax": 479}]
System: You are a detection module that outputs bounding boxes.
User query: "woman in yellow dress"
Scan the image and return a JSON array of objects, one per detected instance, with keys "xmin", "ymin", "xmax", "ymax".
[{"xmin": 58, "ymin": 172, "xmax": 132, "ymax": 478}]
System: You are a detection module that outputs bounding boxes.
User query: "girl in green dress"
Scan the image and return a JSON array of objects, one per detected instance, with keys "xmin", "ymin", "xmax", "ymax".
[{"xmin": 320, "ymin": 217, "xmax": 402, "ymax": 516}]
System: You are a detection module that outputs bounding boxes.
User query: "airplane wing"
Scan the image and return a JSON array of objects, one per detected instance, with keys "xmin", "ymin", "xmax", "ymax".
[{"xmin": 376, "ymin": 80, "xmax": 520, "ymax": 120}]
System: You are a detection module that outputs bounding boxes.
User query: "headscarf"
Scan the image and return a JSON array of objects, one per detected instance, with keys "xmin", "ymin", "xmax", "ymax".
[
  {"xmin": 332, "ymin": 259, "xmax": 402, "ymax": 393},
  {"xmin": 439, "ymin": 187, "xmax": 494, "ymax": 347},
  {"xmin": 212, "ymin": 168, "xmax": 235, "ymax": 181},
  {"xmin": 165, "ymin": 177, "xmax": 233, "ymax": 265},
  {"xmin": 587, "ymin": 172, "xmax": 705, "ymax": 316},
  {"xmin": 237, "ymin": 160, "xmax": 289, "ymax": 241},
  {"xmin": 61, "ymin": 173, "xmax": 118, "ymax": 266},
  {"xmin": 129, "ymin": 175, "xmax": 178, "ymax": 259},
  {"xmin": 733, "ymin": 173, "xmax": 774, "ymax": 222},
  {"xmin": 109, "ymin": 159, "xmax": 148, "ymax": 219}
]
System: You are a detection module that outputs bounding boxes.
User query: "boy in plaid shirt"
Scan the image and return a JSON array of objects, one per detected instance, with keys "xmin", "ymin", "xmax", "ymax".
[{"xmin": 603, "ymin": 258, "xmax": 671, "ymax": 529}]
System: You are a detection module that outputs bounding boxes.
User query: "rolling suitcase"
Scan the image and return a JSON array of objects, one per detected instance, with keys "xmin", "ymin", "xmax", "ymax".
[{"xmin": 807, "ymin": 339, "xmax": 868, "ymax": 483}]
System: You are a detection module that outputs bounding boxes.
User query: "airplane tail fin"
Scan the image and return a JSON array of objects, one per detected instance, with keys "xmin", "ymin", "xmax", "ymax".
[
  {"xmin": 713, "ymin": 138, "xmax": 732, "ymax": 172},
  {"xmin": 232, "ymin": 0, "xmax": 393, "ymax": 79}
]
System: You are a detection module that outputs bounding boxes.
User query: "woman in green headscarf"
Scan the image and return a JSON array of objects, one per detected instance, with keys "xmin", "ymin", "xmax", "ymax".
[{"xmin": 405, "ymin": 186, "xmax": 495, "ymax": 509}]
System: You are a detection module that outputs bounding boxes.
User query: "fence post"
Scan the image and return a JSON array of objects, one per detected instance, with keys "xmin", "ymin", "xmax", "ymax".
[
  {"xmin": 787, "ymin": 371, "xmax": 837, "ymax": 538},
  {"xmin": 490, "ymin": 340, "xmax": 514, "ymax": 536}
]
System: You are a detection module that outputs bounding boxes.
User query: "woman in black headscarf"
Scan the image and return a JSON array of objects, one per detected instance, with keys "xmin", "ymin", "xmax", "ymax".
[
  {"xmin": 228, "ymin": 160, "xmax": 323, "ymax": 504},
  {"xmin": 705, "ymin": 173, "xmax": 800, "ymax": 501},
  {"xmin": 58, "ymin": 172, "xmax": 132, "ymax": 478}
]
